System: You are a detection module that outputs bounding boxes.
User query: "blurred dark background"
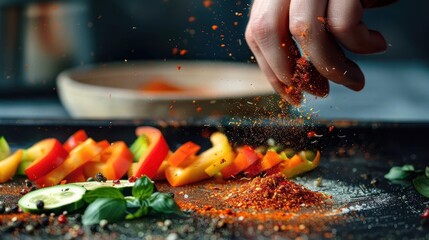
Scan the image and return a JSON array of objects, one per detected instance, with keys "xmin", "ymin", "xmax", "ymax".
[
  {"xmin": 1, "ymin": 0, "xmax": 428, "ymax": 92},
  {"xmin": 0, "ymin": 0, "xmax": 428, "ymax": 120}
]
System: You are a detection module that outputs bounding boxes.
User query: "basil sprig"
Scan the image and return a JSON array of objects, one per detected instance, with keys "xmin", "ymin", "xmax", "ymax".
[
  {"xmin": 82, "ymin": 176, "xmax": 185, "ymax": 225},
  {"xmin": 385, "ymin": 165, "xmax": 429, "ymax": 198}
]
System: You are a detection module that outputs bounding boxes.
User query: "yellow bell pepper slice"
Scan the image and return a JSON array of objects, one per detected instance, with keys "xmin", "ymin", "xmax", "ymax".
[
  {"xmin": 282, "ymin": 151, "xmax": 321, "ymax": 178},
  {"xmin": 165, "ymin": 132, "xmax": 235, "ymax": 187},
  {"xmin": 0, "ymin": 150, "xmax": 24, "ymax": 183}
]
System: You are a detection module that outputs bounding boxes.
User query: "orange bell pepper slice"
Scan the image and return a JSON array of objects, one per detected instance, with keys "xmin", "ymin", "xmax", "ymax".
[
  {"xmin": 35, "ymin": 138, "xmax": 102, "ymax": 187},
  {"xmin": 244, "ymin": 150, "xmax": 284, "ymax": 178},
  {"xmin": 84, "ymin": 141, "xmax": 133, "ymax": 180},
  {"xmin": 167, "ymin": 141, "xmax": 201, "ymax": 167},
  {"xmin": 221, "ymin": 145, "xmax": 261, "ymax": 179}
]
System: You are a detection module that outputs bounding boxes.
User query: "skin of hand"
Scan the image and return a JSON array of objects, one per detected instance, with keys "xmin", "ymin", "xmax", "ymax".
[{"xmin": 245, "ymin": 0, "xmax": 398, "ymax": 105}]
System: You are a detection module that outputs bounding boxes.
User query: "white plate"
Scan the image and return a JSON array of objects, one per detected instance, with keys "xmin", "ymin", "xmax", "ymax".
[{"xmin": 57, "ymin": 60, "xmax": 277, "ymax": 119}]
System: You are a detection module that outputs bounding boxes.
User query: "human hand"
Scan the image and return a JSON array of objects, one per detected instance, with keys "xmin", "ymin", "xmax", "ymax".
[{"xmin": 245, "ymin": 0, "xmax": 398, "ymax": 105}]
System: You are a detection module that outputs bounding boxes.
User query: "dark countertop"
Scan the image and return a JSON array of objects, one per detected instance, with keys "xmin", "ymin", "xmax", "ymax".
[{"xmin": 0, "ymin": 61, "xmax": 428, "ymax": 121}]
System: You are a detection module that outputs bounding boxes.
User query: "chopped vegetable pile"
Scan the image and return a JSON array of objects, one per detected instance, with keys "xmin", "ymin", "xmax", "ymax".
[{"xmin": 0, "ymin": 126, "xmax": 321, "ymax": 187}]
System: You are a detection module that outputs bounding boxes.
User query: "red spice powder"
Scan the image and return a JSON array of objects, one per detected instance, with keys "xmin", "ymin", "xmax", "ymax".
[{"xmin": 223, "ymin": 173, "xmax": 329, "ymax": 212}]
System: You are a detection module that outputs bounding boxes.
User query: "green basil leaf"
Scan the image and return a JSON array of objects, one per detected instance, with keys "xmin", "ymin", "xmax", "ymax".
[
  {"xmin": 425, "ymin": 167, "xmax": 429, "ymax": 178},
  {"xmin": 413, "ymin": 175, "xmax": 429, "ymax": 198},
  {"xmin": 82, "ymin": 198, "xmax": 127, "ymax": 225},
  {"xmin": 147, "ymin": 192, "xmax": 185, "ymax": 216},
  {"xmin": 132, "ymin": 176, "xmax": 155, "ymax": 200},
  {"xmin": 83, "ymin": 187, "xmax": 124, "ymax": 203},
  {"xmin": 125, "ymin": 202, "xmax": 149, "ymax": 220},
  {"xmin": 401, "ymin": 165, "xmax": 415, "ymax": 172},
  {"xmin": 125, "ymin": 197, "xmax": 141, "ymax": 209},
  {"xmin": 384, "ymin": 165, "xmax": 415, "ymax": 180}
]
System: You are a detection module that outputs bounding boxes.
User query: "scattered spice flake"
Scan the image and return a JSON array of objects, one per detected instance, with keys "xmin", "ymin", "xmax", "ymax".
[
  {"xmin": 317, "ymin": 16, "xmax": 327, "ymax": 24},
  {"xmin": 421, "ymin": 207, "xmax": 429, "ymax": 219},
  {"xmin": 196, "ymin": 107, "xmax": 203, "ymax": 112},
  {"xmin": 177, "ymin": 65, "xmax": 182, "ymax": 70},
  {"xmin": 188, "ymin": 16, "xmax": 196, "ymax": 23},
  {"xmin": 220, "ymin": 43, "xmax": 226, "ymax": 48},
  {"xmin": 328, "ymin": 125, "xmax": 335, "ymax": 132},
  {"xmin": 211, "ymin": 25, "xmax": 218, "ymax": 31},
  {"xmin": 233, "ymin": 21, "xmax": 238, "ymax": 27},
  {"xmin": 179, "ymin": 49, "xmax": 188, "ymax": 56},
  {"xmin": 224, "ymin": 173, "xmax": 330, "ymax": 212},
  {"xmin": 307, "ymin": 131, "xmax": 323, "ymax": 138},
  {"xmin": 172, "ymin": 47, "xmax": 179, "ymax": 55},
  {"xmin": 203, "ymin": 0, "xmax": 213, "ymax": 8}
]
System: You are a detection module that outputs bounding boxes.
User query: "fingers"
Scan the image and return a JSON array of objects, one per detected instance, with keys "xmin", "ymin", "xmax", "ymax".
[
  {"xmin": 246, "ymin": 0, "xmax": 297, "ymax": 85},
  {"xmin": 246, "ymin": 0, "xmax": 329, "ymax": 104},
  {"xmin": 246, "ymin": 31, "xmax": 303, "ymax": 105},
  {"xmin": 246, "ymin": 0, "xmax": 303, "ymax": 105},
  {"xmin": 327, "ymin": 0, "xmax": 387, "ymax": 54},
  {"xmin": 289, "ymin": 0, "xmax": 365, "ymax": 91}
]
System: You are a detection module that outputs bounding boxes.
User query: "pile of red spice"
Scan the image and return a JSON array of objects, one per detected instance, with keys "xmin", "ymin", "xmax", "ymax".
[{"xmin": 223, "ymin": 173, "xmax": 330, "ymax": 212}]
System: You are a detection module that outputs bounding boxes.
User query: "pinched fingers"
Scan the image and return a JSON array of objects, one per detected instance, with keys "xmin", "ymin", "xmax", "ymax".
[
  {"xmin": 327, "ymin": 0, "xmax": 387, "ymax": 54},
  {"xmin": 246, "ymin": 0, "xmax": 329, "ymax": 105},
  {"xmin": 245, "ymin": 0, "xmax": 303, "ymax": 104},
  {"xmin": 289, "ymin": 0, "xmax": 365, "ymax": 91}
]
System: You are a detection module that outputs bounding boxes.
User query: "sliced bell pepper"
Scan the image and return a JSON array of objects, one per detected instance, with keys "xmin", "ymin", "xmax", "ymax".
[
  {"xmin": 221, "ymin": 145, "xmax": 261, "ymax": 179},
  {"xmin": 83, "ymin": 141, "xmax": 133, "ymax": 180},
  {"xmin": 87, "ymin": 140, "xmax": 111, "ymax": 163},
  {"xmin": 129, "ymin": 134, "xmax": 149, "ymax": 162},
  {"xmin": 64, "ymin": 167, "xmax": 87, "ymax": 183},
  {"xmin": 0, "ymin": 150, "xmax": 23, "ymax": 183},
  {"xmin": 165, "ymin": 132, "xmax": 235, "ymax": 187},
  {"xmin": 128, "ymin": 127, "xmax": 170, "ymax": 179},
  {"xmin": 0, "ymin": 137, "xmax": 11, "ymax": 160},
  {"xmin": 244, "ymin": 150, "xmax": 285, "ymax": 178},
  {"xmin": 152, "ymin": 152, "xmax": 172, "ymax": 181},
  {"xmin": 167, "ymin": 141, "xmax": 201, "ymax": 167},
  {"xmin": 63, "ymin": 129, "xmax": 88, "ymax": 152},
  {"xmin": 35, "ymin": 138, "xmax": 102, "ymax": 187},
  {"xmin": 25, "ymin": 138, "xmax": 69, "ymax": 181},
  {"xmin": 97, "ymin": 140, "xmax": 110, "ymax": 150},
  {"xmin": 267, "ymin": 151, "xmax": 321, "ymax": 178}
]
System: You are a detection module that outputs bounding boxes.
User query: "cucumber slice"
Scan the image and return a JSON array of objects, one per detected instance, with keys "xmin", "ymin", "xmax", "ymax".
[
  {"xmin": 71, "ymin": 180, "xmax": 135, "ymax": 196},
  {"xmin": 18, "ymin": 184, "xmax": 86, "ymax": 214},
  {"xmin": 0, "ymin": 136, "xmax": 11, "ymax": 160}
]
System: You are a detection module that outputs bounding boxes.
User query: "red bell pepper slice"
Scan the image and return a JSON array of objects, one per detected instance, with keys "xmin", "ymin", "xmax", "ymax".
[
  {"xmin": 25, "ymin": 138, "xmax": 69, "ymax": 181},
  {"xmin": 84, "ymin": 141, "xmax": 133, "ymax": 180},
  {"xmin": 64, "ymin": 167, "xmax": 86, "ymax": 183},
  {"xmin": 35, "ymin": 138, "xmax": 102, "ymax": 187},
  {"xmin": 167, "ymin": 141, "xmax": 201, "ymax": 167},
  {"xmin": 63, "ymin": 129, "xmax": 88, "ymax": 152},
  {"xmin": 221, "ymin": 145, "xmax": 261, "ymax": 179},
  {"xmin": 244, "ymin": 150, "xmax": 284, "ymax": 178},
  {"xmin": 128, "ymin": 127, "xmax": 170, "ymax": 179}
]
